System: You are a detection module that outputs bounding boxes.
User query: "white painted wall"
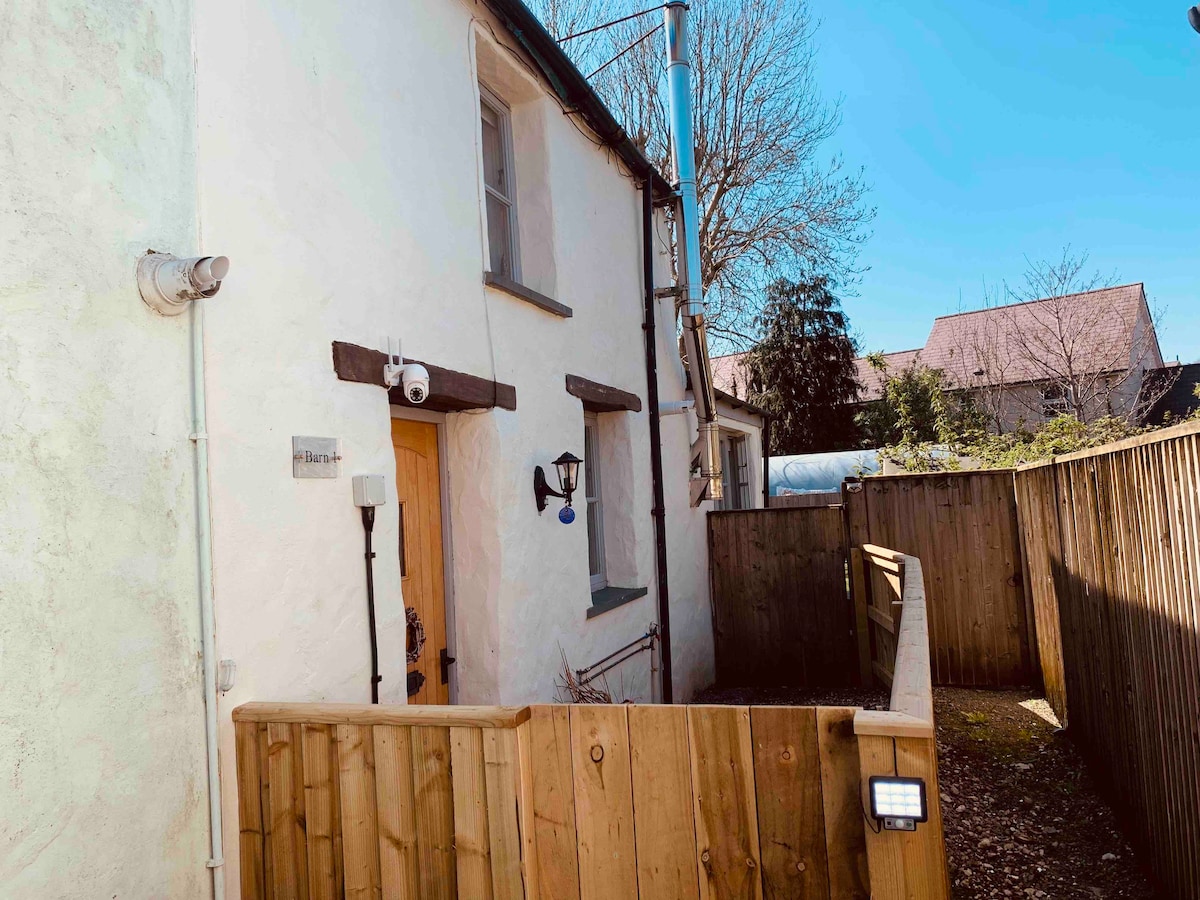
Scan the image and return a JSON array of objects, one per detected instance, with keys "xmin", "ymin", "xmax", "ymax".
[
  {"xmin": 190, "ymin": 0, "xmax": 740, "ymax": 892},
  {"xmin": 0, "ymin": 1, "xmax": 212, "ymax": 895},
  {"xmin": 1, "ymin": 0, "xmax": 763, "ymax": 893}
]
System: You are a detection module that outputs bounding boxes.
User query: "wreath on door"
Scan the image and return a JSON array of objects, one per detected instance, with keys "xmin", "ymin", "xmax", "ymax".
[{"xmin": 406, "ymin": 606, "xmax": 426, "ymax": 664}]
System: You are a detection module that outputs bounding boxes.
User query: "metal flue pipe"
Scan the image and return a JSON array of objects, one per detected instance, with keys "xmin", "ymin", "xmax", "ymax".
[{"xmin": 664, "ymin": 0, "xmax": 722, "ymax": 500}]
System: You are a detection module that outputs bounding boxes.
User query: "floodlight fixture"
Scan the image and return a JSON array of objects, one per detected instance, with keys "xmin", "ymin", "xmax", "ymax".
[{"xmin": 869, "ymin": 776, "xmax": 929, "ymax": 831}]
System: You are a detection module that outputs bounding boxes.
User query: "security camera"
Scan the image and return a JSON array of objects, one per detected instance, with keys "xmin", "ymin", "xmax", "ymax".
[
  {"xmin": 382, "ymin": 337, "xmax": 432, "ymax": 404},
  {"xmin": 401, "ymin": 363, "xmax": 431, "ymax": 404},
  {"xmin": 138, "ymin": 251, "xmax": 230, "ymax": 316},
  {"xmin": 1190, "ymin": 6, "xmax": 1200, "ymax": 33}
]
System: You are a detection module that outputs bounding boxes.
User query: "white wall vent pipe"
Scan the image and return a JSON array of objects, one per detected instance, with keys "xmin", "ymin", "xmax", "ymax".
[
  {"xmin": 659, "ymin": 399, "xmax": 694, "ymax": 417},
  {"xmin": 137, "ymin": 251, "xmax": 230, "ymax": 315}
]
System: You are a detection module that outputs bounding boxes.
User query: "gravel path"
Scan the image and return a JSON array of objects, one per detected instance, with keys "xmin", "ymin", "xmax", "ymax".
[{"xmin": 693, "ymin": 684, "xmax": 1163, "ymax": 899}]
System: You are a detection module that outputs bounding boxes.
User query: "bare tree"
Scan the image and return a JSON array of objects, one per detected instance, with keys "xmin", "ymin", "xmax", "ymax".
[
  {"xmin": 526, "ymin": 0, "xmax": 873, "ymax": 349},
  {"xmin": 953, "ymin": 249, "xmax": 1164, "ymax": 427}
]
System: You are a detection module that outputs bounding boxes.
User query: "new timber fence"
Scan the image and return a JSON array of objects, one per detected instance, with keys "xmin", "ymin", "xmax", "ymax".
[
  {"xmin": 235, "ymin": 549, "xmax": 949, "ymax": 900},
  {"xmin": 1014, "ymin": 420, "xmax": 1200, "ymax": 900}
]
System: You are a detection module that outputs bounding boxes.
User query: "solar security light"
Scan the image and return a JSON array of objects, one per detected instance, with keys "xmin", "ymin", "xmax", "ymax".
[{"xmin": 869, "ymin": 776, "xmax": 928, "ymax": 831}]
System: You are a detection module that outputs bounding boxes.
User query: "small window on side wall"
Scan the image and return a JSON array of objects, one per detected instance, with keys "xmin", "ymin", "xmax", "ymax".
[
  {"xmin": 715, "ymin": 432, "xmax": 751, "ymax": 510},
  {"xmin": 583, "ymin": 413, "xmax": 606, "ymax": 591},
  {"xmin": 479, "ymin": 86, "xmax": 518, "ymax": 279}
]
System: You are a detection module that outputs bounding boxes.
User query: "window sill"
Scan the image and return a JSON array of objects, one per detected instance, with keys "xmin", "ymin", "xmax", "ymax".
[
  {"xmin": 483, "ymin": 271, "xmax": 573, "ymax": 318},
  {"xmin": 587, "ymin": 586, "xmax": 648, "ymax": 620}
]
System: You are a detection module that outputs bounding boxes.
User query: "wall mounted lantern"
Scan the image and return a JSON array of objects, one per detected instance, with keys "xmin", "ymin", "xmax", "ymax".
[
  {"xmin": 534, "ymin": 451, "xmax": 582, "ymax": 520},
  {"xmin": 868, "ymin": 776, "xmax": 928, "ymax": 831}
]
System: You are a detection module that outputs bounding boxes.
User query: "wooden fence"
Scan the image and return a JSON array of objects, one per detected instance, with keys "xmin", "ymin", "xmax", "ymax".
[
  {"xmin": 853, "ymin": 545, "xmax": 950, "ymax": 900},
  {"xmin": 708, "ymin": 506, "xmax": 857, "ymax": 687},
  {"xmin": 844, "ymin": 471, "xmax": 1034, "ymax": 687},
  {"xmin": 1013, "ymin": 420, "xmax": 1200, "ymax": 900},
  {"xmin": 235, "ymin": 561, "xmax": 951, "ymax": 900},
  {"xmin": 768, "ymin": 491, "xmax": 843, "ymax": 509}
]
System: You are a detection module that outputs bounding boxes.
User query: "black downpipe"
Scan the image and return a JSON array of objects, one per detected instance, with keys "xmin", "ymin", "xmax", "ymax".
[
  {"xmin": 642, "ymin": 183, "xmax": 674, "ymax": 704},
  {"xmin": 361, "ymin": 506, "xmax": 382, "ymax": 703}
]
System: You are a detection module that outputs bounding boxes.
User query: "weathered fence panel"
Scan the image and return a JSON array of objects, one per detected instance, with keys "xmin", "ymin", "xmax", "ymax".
[
  {"xmin": 708, "ymin": 506, "xmax": 856, "ymax": 687},
  {"xmin": 234, "ymin": 702, "xmax": 879, "ymax": 900},
  {"xmin": 768, "ymin": 490, "xmax": 842, "ymax": 509},
  {"xmin": 1014, "ymin": 421, "xmax": 1200, "ymax": 900},
  {"xmin": 843, "ymin": 471, "xmax": 1034, "ymax": 687}
]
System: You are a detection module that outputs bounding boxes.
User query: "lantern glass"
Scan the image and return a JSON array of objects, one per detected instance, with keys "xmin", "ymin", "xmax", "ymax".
[{"xmin": 552, "ymin": 451, "xmax": 582, "ymax": 495}]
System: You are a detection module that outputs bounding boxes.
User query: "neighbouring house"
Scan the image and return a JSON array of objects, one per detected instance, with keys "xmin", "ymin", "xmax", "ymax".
[
  {"xmin": 715, "ymin": 283, "xmax": 1163, "ymax": 433},
  {"xmin": 0, "ymin": 1, "xmax": 762, "ymax": 895},
  {"xmin": 1136, "ymin": 361, "xmax": 1200, "ymax": 425}
]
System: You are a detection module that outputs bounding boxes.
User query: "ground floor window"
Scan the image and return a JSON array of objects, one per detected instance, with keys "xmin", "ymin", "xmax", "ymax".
[
  {"xmin": 715, "ymin": 432, "xmax": 751, "ymax": 510},
  {"xmin": 1041, "ymin": 384, "xmax": 1074, "ymax": 419},
  {"xmin": 583, "ymin": 413, "xmax": 606, "ymax": 590}
]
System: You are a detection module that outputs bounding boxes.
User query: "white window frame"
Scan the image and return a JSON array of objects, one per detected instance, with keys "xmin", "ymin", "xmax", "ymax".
[
  {"xmin": 1041, "ymin": 383, "xmax": 1073, "ymax": 419},
  {"xmin": 715, "ymin": 432, "xmax": 751, "ymax": 510},
  {"xmin": 583, "ymin": 413, "xmax": 607, "ymax": 591},
  {"xmin": 479, "ymin": 84, "xmax": 520, "ymax": 280}
]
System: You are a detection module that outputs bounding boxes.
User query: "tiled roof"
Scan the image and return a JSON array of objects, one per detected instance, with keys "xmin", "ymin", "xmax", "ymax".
[
  {"xmin": 714, "ymin": 283, "xmax": 1157, "ymax": 406},
  {"xmin": 920, "ymin": 283, "xmax": 1152, "ymax": 388},
  {"xmin": 854, "ymin": 349, "xmax": 923, "ymax": 401},
  {"xmin": 710, "ymin": 353, "xmax": 751, "ymax": 400}
]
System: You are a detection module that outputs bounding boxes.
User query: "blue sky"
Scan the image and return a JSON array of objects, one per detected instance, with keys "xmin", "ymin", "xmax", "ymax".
[{"xmin": 813, "ymin": 0, "xmax": 1200, "ymax": 363}]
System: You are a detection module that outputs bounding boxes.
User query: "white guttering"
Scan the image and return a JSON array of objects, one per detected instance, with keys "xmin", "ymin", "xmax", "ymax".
[{"xmin": 664, "ymin": 1, "xmax": 722, "ymax": 500}]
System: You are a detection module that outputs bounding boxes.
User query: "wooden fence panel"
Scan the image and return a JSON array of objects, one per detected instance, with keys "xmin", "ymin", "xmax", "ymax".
[
  {"xmin": 1013, "ymin": 421, "xmax": 1200, "ymax": 900},
  {"xmin": 768, "ymin": 490, "xmax": 842, "ymax": 508},
  {"xmin": 708, "ymin": 507, "xmax": 856, "ymax": 687},
  {"xmin": 233, "ymin": 698, "xmax": 947, "ymax": 900},
  {"xmin": 1013, "ymin": 465, "xmax": 1067, "ymax": 719},
  {"xmin": 846, "ymin": 471, "xmax": 1032, "ymax": 687}
]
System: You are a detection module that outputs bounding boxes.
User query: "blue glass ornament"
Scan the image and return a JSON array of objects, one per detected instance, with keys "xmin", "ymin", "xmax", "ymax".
[{"xmin": 558, "ymin": 505, "xmax": 576, "ymax": 525}]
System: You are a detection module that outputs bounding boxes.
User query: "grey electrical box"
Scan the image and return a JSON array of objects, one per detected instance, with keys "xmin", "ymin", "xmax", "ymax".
[{"xmin": 352, "ymin": 474, "xmax": 388, "ymax": 507}]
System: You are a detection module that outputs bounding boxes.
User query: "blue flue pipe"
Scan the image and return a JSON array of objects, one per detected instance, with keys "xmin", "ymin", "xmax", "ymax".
[{"xmin": 664, "ymin": 1, "xmax": 722, "ymax": 500}]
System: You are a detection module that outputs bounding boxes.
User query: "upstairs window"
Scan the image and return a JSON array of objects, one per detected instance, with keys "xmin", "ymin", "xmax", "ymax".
[
  {"xmin": 480, "ymin": 87, "xmax": 518, "ymax": 278},
  {"xmin": 583, "ymin": 413, "xmax": 607, "ymax": 591}
]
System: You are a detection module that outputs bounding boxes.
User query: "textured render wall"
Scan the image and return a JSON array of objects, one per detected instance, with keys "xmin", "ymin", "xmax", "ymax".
[
  {"xmin": 0, "ymin": 2, "xmax": 211, "ymax": 896},
  {"xmin": 194, "ymin": 1, "xmax": 698, "ymax": 891}
]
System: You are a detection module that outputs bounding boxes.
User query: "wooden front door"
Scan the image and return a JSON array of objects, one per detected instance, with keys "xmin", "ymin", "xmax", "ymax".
[{"xmin": 391, "ymin": 418, "xmax": 449, "ymax": 704}]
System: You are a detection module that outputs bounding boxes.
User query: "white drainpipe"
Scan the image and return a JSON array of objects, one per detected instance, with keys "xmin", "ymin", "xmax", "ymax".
[
  {"xmin": 191, "ymin": 297, "xmax": 225, "ymax": 899},
  {"xmin": 137, "ymin": 252, "xmax": 227, "ymax": 898},
  {"xmin": 664, "ymin": 1, "xmax": 722, "ymax": 499}
]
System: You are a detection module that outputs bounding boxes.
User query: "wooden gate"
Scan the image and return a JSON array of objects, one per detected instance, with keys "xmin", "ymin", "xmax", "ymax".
[
  {"xmin": 843, "ymin": 471, "xmax": 1034, "ymax": 687},
  {"xmin": 708, "ymin": 506, "xmax": 856, "ymax": 687}
]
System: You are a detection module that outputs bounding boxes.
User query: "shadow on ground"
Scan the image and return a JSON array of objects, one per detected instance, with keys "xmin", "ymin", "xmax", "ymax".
[{"xmin": 693, "ymin": 683, "xmax": 1163, "ymax": 899}]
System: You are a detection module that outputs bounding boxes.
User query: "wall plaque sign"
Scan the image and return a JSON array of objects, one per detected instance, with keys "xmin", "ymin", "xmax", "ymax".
[{"xmin": 292, "ymin": 436, "xmax": 341, "ymax": 478}]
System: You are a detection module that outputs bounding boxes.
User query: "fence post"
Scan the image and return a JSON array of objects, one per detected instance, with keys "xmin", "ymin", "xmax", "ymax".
[
  {"xmin": 857, "ymin": 731, "xmax": 950, "ymax": 900},
  {"xmin": 849, "ymin": 547, "xmax": 872, "ymax": 686}
]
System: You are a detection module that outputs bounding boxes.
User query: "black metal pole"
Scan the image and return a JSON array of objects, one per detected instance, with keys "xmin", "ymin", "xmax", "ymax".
[
  {"xmin": 642, "ymin": 181, "xmax": 674, "ymax": 703},
  {"xmin": 361, "ymin": 506, "xmax": 381, "ymax": 703}
]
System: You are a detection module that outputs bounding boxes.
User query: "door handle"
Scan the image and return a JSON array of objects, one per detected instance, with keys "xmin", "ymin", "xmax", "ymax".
[{"xmin": 440, "ymin": 648, "xmax": 456, "ymax": 685}]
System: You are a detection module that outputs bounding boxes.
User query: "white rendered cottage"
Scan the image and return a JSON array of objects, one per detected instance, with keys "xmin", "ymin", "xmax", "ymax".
[{"xmin": 0, "ymin": 0, "xmax": 764, "ymax": 895}]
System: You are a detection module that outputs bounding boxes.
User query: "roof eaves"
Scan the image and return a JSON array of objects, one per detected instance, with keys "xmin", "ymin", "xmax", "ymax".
[
  {"xmin": 929, "ymin": 282, "xmax": 1146, "ymax": 323},
  {"xmin": 481, "ymin": 0, "xmax": 675, "ymax": 199}
]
